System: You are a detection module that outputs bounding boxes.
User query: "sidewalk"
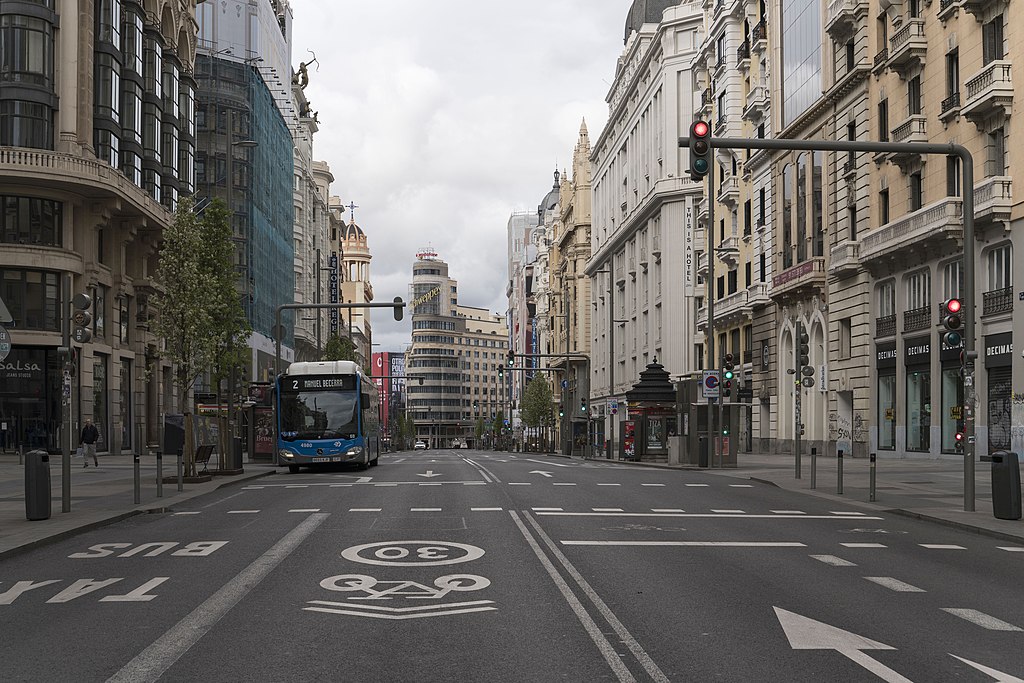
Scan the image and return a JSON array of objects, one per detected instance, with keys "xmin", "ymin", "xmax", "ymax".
[
  {"xmin": 579, "ymin": 450, "xmax": 1024, "ymax": 544},
  {"xmin": 0, "ymin": 452, "xmax": 275, "ymax": 558}
]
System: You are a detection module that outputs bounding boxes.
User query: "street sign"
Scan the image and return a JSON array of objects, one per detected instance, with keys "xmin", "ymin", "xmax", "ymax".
[
  {"xmin": 0, "ymin": 324, "xmax": 10, "ymax": 362},
  {"xmin": 702, "ymin": 370, "xmax": 720, "ymax": 399},
  {"xmin": 610, "ymin": 400, "xmax": 618, "ymax": 415}
]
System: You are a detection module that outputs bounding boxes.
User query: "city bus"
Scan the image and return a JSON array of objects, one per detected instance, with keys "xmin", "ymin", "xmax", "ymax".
[{"xmin": 275, "ymin": 360, "xmax": 380, "ymax": 473}]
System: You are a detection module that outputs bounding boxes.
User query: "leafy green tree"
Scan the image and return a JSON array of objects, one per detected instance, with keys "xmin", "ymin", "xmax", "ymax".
[
  {"xmin": 154, "ymin": 198, "xmax": 246, "ymax": 475},
  {"xmin": 323, "ymin": 334, "xmax": 357, "ymax": 362},
  {"xmin": 521, "ymin": 375, "xmax": 554, "ymax": 428}
]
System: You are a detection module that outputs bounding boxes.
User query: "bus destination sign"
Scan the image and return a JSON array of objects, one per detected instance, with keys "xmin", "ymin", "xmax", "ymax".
[{"xmin": 283, "ymin": 375, "xmax": 357, "ymax": 392}]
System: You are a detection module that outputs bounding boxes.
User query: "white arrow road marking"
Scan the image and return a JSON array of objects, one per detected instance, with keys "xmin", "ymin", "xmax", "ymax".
[
  {"xmin": 530, "ymin": 470, "xmax": 554, "ymax": 477},
  {"xmin": 950, "ymin": 654, "xmax": 1024, "ymax": 682},
  {"xmin": 942, "ymin": 609, "xmax": 1023, "ymax": 631},
  {"xmin": 774, "ymin": 607, "xmax": 913, "ymax": 683},
  {"xmin": 810, "ymin": 555, "xmax": 858, "ymax": 567},
  {"xmin": 415, "ymin": 470, "xmax": 442, "ymax": 478},
  {"xmin": 304, "ymin": 599, "xmax": 497, "ymax": 620}
]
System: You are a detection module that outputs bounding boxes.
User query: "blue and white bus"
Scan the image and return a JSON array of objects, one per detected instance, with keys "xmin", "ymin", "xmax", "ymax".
[{"xmin": 276, "ymin": 360, "xmax": 380, "ymax": 473}]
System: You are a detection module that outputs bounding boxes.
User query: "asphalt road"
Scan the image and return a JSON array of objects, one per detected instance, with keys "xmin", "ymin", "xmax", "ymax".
[{"xmin": 2, "ymin": 450, "xmax": 1022, "ymax": 682}]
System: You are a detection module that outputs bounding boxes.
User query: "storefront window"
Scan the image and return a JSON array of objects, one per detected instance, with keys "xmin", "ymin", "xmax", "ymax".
[
  {"xmin": 1, "ymin": 196, "xmax": 62, "ymax": 247},
  {"xmin": 0, "ymin": 269, "xmax": 59, "ymax": 330},
  {"xmin": 906, "ymin": 369, "xmax": 931, "ymax": 451},
  {"xmin": 0, "ymin": 347, "xmax": 61, "ymax": 451},
  {"xmin": 93, "ymin": 354, "xmax": 108, "ymax": 452},
  {"xmin": 120, "ymin": 359, "xmax": 132, "ymax": 452},
  {"xmin": 988, "ymin": 367, "xmax": 1012, "ymax": 451},
  {"xmin": 940, "ymin": 367, "xmax": 964, "ymax": 452},
  {"xmin": 878, "ymin": 374, "xmax": 896, "ymax": 450}
]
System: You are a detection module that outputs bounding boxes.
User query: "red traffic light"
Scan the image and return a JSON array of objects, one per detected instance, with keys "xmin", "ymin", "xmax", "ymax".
[
  {"xmin": 954, "ymin": 431, "xmax": 964, "ymax": 442},
  {"xmin": 945, "ymin": 298, "xmax": 962, "ymax": 314},
  {"xmin": 693, "ymin": 120, "xmax": 709, "ymax": 137}
]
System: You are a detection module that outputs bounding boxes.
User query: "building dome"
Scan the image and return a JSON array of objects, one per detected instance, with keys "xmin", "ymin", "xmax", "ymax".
[
  {"xmin": 343, "ymin": 220, "xmax": 365, "ymax": 240},
  {"xmin": 538, "ymin": 169, "xmax": 560, "ymax": 216},
  {"xmin": 624, "ymin": 0, "xmax": 679, "ymax": 42}
]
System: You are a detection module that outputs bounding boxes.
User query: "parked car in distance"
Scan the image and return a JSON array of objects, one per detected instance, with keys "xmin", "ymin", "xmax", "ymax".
[
  {"xmin": 461, "ymin": 441, "xmax": 470, "ymax": 449},
  {"xmin": 414, "ymin": 440, "xmax": 428, "ymax": 450},
  {"xmin": 450, "ymin": 438, "xmax": 464, "ymax": 449}
]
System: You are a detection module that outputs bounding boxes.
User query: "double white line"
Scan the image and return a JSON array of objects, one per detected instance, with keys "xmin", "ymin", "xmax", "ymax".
[{"xmin": 510, "ymin": 510, "xmax": 670, "ymax": 683}]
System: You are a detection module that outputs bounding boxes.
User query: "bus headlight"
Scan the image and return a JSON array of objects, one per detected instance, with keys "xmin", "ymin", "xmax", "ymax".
[
  {"xmin": 345, "ymin": 446, "xmax": 364, "ymax": 457},
  {"xmin": 279, "ymin": 449, "xmax": 296, "ymax": 459}
]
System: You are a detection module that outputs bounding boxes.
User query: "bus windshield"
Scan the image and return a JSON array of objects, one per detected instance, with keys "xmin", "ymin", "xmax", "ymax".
[{"xmin": 279, "ymin": 390, "xmax": 359, "ymax": 441}]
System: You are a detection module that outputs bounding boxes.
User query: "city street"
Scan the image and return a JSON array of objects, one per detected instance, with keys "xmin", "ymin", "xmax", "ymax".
[{"xmin": 2, "ymin": 450, "xmax": 1022, "ymax": 682}]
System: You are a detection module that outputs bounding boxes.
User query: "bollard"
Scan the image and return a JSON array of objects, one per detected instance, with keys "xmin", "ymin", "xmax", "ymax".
[
  {"xmin": 177, "ymin": 447, "xmax": 183, "ymax": 492},
  {"xmin": 18, "ymin": 442, "xmax": 24, "ymax": 466},
  {"xmin": 810, "ymin": 447, "xmax": 817, "ymax": 489},
  {"xmin": 133, "ymin": 448, "xmax": 141, "ymax": 505},
  {"xmin": 837, "ymin": 449, "xmax": 844, "ymax": 495},
  {"xmin": 156, "ymin": 449, "xmax": 163, "ymax": 498},
  {"xmin": 869, "ymin": 452, "xmax": 876, "ymax": 502}
]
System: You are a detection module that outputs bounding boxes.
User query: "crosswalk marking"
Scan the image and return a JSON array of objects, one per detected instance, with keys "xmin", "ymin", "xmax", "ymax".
[
  {"xmin": 942, "ymin": 608, "xmax": 1023, "ymax": 631},
  {"xmin": 998, "ymin": 547, "xmax": 1024, "ymax": 552},
  {"xmin": 349, "ymin": 508, "xmax": 382, "ymax": 512},
  {"xmin": 289, "ymin": 508, "xmax": 321, "ymax": 513},
  {"xmin": 864, "ymin": 576, "xmax": 925, "ymax": 592},
  {"xmin": 920, "ymin": 544, "xmax": 966, "ymax": 550},
  {"xmin": 227, "ymin": 510, "xmax": 260, "ymax": 514},
  {"xmin": 841, "ymin": 542, "xmax": 887, "ymax": 548},
  {"xmin": 810, "ymin": 555, "xmax": 857, "ymax": 567}
]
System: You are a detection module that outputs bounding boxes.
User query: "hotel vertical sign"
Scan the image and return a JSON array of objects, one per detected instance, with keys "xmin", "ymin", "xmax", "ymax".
[{"xmin": 329, "ymin": 252, "xmax": 339, "ymax": 335}]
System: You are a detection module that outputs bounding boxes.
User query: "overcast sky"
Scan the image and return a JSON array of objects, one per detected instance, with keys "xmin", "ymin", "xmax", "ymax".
[{"xmin": 288, "ymin": 1, "xmax": 629, "ymax": 352}]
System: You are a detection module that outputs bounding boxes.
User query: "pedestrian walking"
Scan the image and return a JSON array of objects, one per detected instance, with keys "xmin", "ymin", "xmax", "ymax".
[{"xmin": 80, "ymin": 419, "xmax": 99, "ymax": 467}]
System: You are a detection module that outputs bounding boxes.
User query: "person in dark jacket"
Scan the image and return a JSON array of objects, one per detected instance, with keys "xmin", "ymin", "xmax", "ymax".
[{"xmin": 80, "ymin": 419, "xmax": 99, "ymax": 467}]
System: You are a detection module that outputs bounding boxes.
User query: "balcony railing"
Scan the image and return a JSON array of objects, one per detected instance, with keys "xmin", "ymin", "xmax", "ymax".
[
  {"xmin": 697, "ymin": 250, "xmax": 708, "ymax": 275},
  {"xmin": 652, "ymin": 232, "xmax": 662, "ymax": 258},
  {"xmin": 891, "ymin": 114, "xmax": 927, "ymax": 144},
  {"xmin": 982, "ymin": 286, "xmax": 1013, "ymax": 316},
  {"xmin": 859, "ymin": 197, "xmax": 962, "ymax": 265},
  {"xmin": 937, "ymin": 0, "xmax": 962, "ymax": 18},
  {"xmin": 751, "ymin": 20, "xmax": 767, "ymax": 53},
  {"xmin": 717, "ymin": 175, "xmax": 739, "ymax": 205},
  {"xmin": 717, "ymin": 289, "xmax": 749, "ymax": 318},
  {"xmin": 826, "ymin": 0, "xmax": 868, "ymax": 39},
  {"xmin": 747, "ymin": 282, "xmax": 770, "ymax": 307},
  {"xmin": 903, "ymin": 305, "xmax": 931, "ymax": 332},
  {"xmin": 940, "ymin": 91, "xmax": 961, "ymax": 120},
  {"xmin": 771, "ymin": 257, "xmax": 827, "ymax": 299},
  {"xmin": 697, "ymin": 306, "xmax": 708, "ymax": 330},
  {"xmin": 887, "ymin": 19, "xmax": 926, "ymax": 76},
  {"xmin": 962, "ymin": 60, "xmax": 1013, "ymax": 125},
  {"xmin": 873, "ymin": 48, "xmax": 889, "ymax": 73},
  {"xmin": 737, "ymin": 42, "xmax": 750, "ymax": 63},
  {"xmin": 743, "ymin": 84, "xmax": 769, "ymax": 121},
  {"xmin": 829, "ymin": 240, "xmax": 860, "ymax": 277},
  {"xmin": 875, "ymin": 314, "xmax": 896, "ymax": 338},
  {"xmin": 973, "ymin": 175, "xmax": 1013, "ymax": 224}
]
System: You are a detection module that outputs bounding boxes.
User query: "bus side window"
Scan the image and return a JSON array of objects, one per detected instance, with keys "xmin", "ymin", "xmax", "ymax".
[{"xmin": 361, "ymin": 393, "xmax": 370, "ymax": 410}]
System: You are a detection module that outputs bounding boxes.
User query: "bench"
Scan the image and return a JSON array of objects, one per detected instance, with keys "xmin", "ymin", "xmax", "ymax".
[{"xmin": 194, "ymin": 444, "xmax": 215, "ymax": 475}]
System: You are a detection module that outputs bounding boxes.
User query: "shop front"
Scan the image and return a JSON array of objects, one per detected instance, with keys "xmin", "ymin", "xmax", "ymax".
[
  {"xmin": 985, "ymin": 332, "xmax": 1012, "ymax": 453},
  {"xmin": 939, "ymin": 334, "xmax": 964, "ymax": 454},
  {"xmin": 875, "ymin": 341, "xmax": 897, "ymax": 451},
  {"xmin": 0, "ymin": 346, "xmax": 62, "ymax": 452},
  {"xmin": 904, "ymin": 336, "xmax": 932, "ymax": 453}
]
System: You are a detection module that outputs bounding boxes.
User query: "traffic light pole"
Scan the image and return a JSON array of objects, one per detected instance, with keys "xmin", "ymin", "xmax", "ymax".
[
  {"xmin": 681, "ymin": 133, "xmax": 976, "ymax": 511},
  {"xmin": 794, "ymin": 321, "xmax": 803, "ymax": 479},
  {"xmin": 707, "ymin": 167, "xmax": 718, "ymax": 467}
]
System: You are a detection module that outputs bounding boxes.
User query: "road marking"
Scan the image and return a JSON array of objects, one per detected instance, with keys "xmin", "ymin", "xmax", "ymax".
[
  {"xmin": 410, "ymin": 508, "xmax": 442, "ymax": 512},
  {"xmin": 530, "ymin": 470, "xmax": 554, "ymax": 478},
  {"xmin": 416, "ymin": 470, "xmax": 442, "ymax": 478},
  {"xmin": 227, "ymin": 510, "xmax": 260, "ymax": 514},
  {"xmin": 553, "ymin": 482, "xmax": 577, "ymax": 486},
  {"xmin": 597, "ymin": 483, "xmax": 620, "ymax": 486},
  {"xmin": 562, "ymin": 541, "xmax": 807, "ymax": 547},
  {"xmin": 532, "ymin": 507, "xmax": 564, "ymax": 511},
  {"xmin": 107, "ymin": 513, "xmax": 328, "ymax": 683},
  {"xmin": 712, "ymin": 509, "xmax": 745, "ymax": 514},
  {"xmin": 242, "ymin": 486, "xmax": 264, "ymax": 490},
  {"xmin": 920, "ymin": 544, "xmax": 965, "ymax": 550},
  {"xmin": 285, "ymin": 485, "xmax": 308, "ymax": 489},
  {"xmin": 330, "ymin": 484, "xmax": 352, "ymax": 487},
  {"xmin": 420, "ymin": 483, "xmax": 443, "ymax": 486},
  {"xmin": 342, "ymin": 541, "xmax": 484, "ymax": 567},
  {"xmin": 349, "ymin": 508, "xmax": 382, "ymax": 512},
  {"xmin": 593, "ymin": 508, "xmax": 623, "ymax": 512},
  {"xmin": 471, "ymin": 507, "xmax": 503, "ymax": 511},
  {"xmin": 289, "ymin": 509, "xmax": 321, "ymax": 513},
  {"xmin": 304, "ymin": 599, "xmax": 497, "ymax": 620},
  {"xmin": 810, "ymin": 555, "xmax": 857, "ymax": 567},
  {"xmin": 841, "ymin": 543, "xmax": 887, "ymax": 548},
  {"xmin": 685, "ymin": 483, "xmax": 709, "ymax": 487},
  {"xmin": 534, "ymin": 512, "xmax": 883, "ymax": 520},
  {"xmin": 508, "ymin": 482, "xmax": 530, "ymax": 486},
  {"xmin": 652, "ymin": 508, "xmax": 685, "ymax": 513},
  {"xmin": 525, "ymin": 459, "xmax": 571, "ymax": 467},
  {"xmin": 641, "ymin": 483, "xmax": 665, "ymax": 487},
  {"xmin": 942, "ymin": 608, "xmax": 1023, "ymax": 631},
  {"xmin": 772, "ymin": 510, "xmax": 806, "ymax": 514},
  {"xmin": 375, "ymin": 483, "xmax": 398, "ymax": 487},
  {"xmin": 463, "ymin": 481, "xmax": 487, "ymax": 485},
  {"xmin": 864, "ymin": 577, "xmax": 925, "ymax": 592},
  {"xmin": 172, "ymin": 512, "xmax": 201, "ymax": 516},
  {"xmin": 998, "ymin": 547, "xmax": 1024, "ymax": 552},
  {"xmin": 511, "ymin": 511, "xmax": 667, "ymax": 683},
  {"xmin": 949, "ymin": 654, "xmax": 1024, "ymax": 682},
  {"xmin": 830, "ymin": 511, "xmax": 867, "ymax": 516}
]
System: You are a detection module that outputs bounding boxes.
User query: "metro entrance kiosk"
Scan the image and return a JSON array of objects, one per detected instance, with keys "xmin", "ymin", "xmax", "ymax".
[{"xmin": 677, "ymin": 374, "xmax": 739, "ymax": 467}]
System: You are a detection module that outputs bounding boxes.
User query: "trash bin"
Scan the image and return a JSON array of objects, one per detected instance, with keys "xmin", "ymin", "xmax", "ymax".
[
  {"xmin": 25, "ymin": 449, "xmax": 51, "ymax": 521},
  {"xmin": 698, "ymin": 436, "xmax": 709, "ymax": 468},
  {"xmin": 986, "ymin": 451, "xmax": 1021, "ymax": 521},
  {"xmin": 225, "ymin": 436, "xmax": 243, "ymax": 470}
]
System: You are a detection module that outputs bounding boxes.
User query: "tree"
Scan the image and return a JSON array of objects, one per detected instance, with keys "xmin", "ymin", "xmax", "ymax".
[
  {"xmin": 323, "ymin": 333, "xmax": 357, "ymax": 362},
  {"xmin": 153, "ymin": 198, "xmax": 247, "ymax": 476},
  {"xmin": 521, "ymin": 375, "xmax": 554, "ymax": 429}
]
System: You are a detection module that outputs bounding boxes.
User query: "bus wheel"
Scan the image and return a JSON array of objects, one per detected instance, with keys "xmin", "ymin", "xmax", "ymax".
[{"xmin": 288, "ymin": 465, "xmax": 300, "ymax": 474}]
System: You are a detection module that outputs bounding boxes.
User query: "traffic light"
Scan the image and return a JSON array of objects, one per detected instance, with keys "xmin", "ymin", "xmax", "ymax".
[
  {"xmin": 580, "ymin": 399, "xmax": 587, "ymax": 413},
  {"xmin": 797, "ymin": 324, "xmax": 815, "ymax": 388},
  {"xmin": 498, "ymin": 366, "xmax": 504, "ymax": 380},
  {"xmin": 689, "ymin": 120, "xmax": 711, "ymax": 181},
  {"xmin": 723, "ymin": 379, "xmax": 732, "ymax": 398},
  {"xmin": 954, "ymin": 420, "xmax": 965, "ymax": 451},
  {"xmin": 941, "ymin": 298, "xmax": 963, "ymax": 347},
  {"xmin": 559, "ymin": 405, "xmax": 565, "ymax": 418},
  {"xmin": 723, "ymin": 353, "xmax": 735, "ymax": 380},
  {"xmin": 71, "ymin": 292, "xmax": 93, "ymax": 344}
]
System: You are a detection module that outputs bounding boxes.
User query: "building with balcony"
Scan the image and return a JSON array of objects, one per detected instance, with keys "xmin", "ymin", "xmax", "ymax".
[
  {"xmin": 0, "ymin": 0, "xmax": 200, "ymax": 455},
  {"xmin": 588, "ymin": 0, "xmax": 705, "ymax": 458}
]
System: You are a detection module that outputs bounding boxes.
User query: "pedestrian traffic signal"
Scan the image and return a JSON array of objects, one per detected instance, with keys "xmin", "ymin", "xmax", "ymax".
[
  {"xmin": 507, "ymin": 350, "xmax": 515, "ymax": 367},
  {"xmin": 941, "ymin": 298, "xmax": 963, "ymax": 347},
  {"xmin": 71, "ymin": 292, "xmax": 93, "ymax": 344},
  {"xmin": 723, "ymin": 379, "xmax": 732, "ymax": 397},
  {"xmin": 796, "ymin": 325, "xmax": 810, "ymax": 368},
  {"xmin": 689, "ymin": 120, "xmax": 711, "ymax": 181}
]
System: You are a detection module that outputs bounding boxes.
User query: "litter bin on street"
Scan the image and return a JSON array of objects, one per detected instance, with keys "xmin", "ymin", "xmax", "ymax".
[
  {"xmin": 698, "ymin": 436, "xmax": 709, "ymax": 468},
  {"xmin": 25, "ymin": 449, "xmax": 51, "ymax": 521},
  {"xmin": 225, "ymin": 436, "xmax": 243, "ymax": 470},
  {"xmin": 983, "ymin": 451, "xmax": 1021, "ymax": 521}
]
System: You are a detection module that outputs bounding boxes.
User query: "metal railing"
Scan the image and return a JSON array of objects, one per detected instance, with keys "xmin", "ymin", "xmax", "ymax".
[
  {"xmin": 903, "ymin": 305, "xmax": 931, "ymax": 332},
  {"xmin": 982, "ymin": 286, "xmax": 1013, "ymax": 315},
  {"xmin": 875, "ymin": 314, "xmax": 896, "ymax": 338}
]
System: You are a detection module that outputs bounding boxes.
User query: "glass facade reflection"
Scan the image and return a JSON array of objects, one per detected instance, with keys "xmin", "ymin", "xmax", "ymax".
[{"xmin": 781, "ymin": 0, "xmax": 822, "ymax": 128}]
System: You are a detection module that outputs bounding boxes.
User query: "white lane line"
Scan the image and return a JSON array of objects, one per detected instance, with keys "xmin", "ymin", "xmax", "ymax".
[
  {"xmin": 562, "ymin": 541, "xmax": 807, "ymax": 547},
  {"xmin": 810, "ymin": 555, "xmax": 857, "ymax": 567},
  {"xmin": 289, "ymin": 508, "xmax": 321, "ymax": 513},
  {"xmin": 729, "ymin": 484, "xmax": 754, "ymax": 488},
  {"xmin": 831, "ymin": 511, "xmax": 867, "ymax": 516},
  {"xmin": 597, "ymin": 483, "xmax": 621, "ymax": 487},
  {"xmin": 864, "ymin": 577, "xmax": 926, "ymax": 592},
  {"xmin": 410, "ymin": 508, "xmax": 442, "ymax": 512},
  {"xmin": 242, "ymin": 486, "xmax": 264, "ymax": 490},
  {"xmin": 841, "ymin": 543, "xmax": 887, "ymax": 548},
  {"xmin": 772, "ymin": 510, "xmax": 806, "ymax": 515},
  {"xmin": 712, "ymin": 509, "xmax": 745, "ymax": 514},
  {"xmin": 998, "ymin": 547, "xmax": 1024, "ymax": 552},
  {"xmin": 942, "ymin": 609, "xmax": 1023, "ymax": 631},
  {"xmin": 532, "ymin": 507, "xmax": 564, "ymax": 512},
  {"xmin": 525, "ymin": 459, "xmax": 572, "ymax": 468},
  {"xmin": 463, "ymin": 482, "xmax": 487, "ymax": 485},
  {"xmin": 173, "ymin": 512, "xmax": 201, "ymax": 516},
  {"xmin": 508, "ymin": 483, "xmax": 531, "ymax": 486},
  {"xmin": 641, "ymin": 484, "xmax": 666, "ymax": 487},
  {"xmin": 685, "ymin": 483, "xmax": 709, "ymax": 487},
  {"xmin": 920, "ymin": 544, "xmax": 966, "ymax": 550},
  {"xmin": 107, "ymin": 513, "xmax": 328, "ymax": 683},
  {"xmin": 284, "ymin": 485, "xmax": 308, "ymax": 489},
  {"xmin": 534, "ymin": 512, "xmax": 883, "ymax": 520},
  {"xmin": 471, "ymin": 507, "xmax": 503, "ymax": 511},
  {"xmin": 519, "ymin": 512, "xmax": 671, "ymax": 683},
  {"xmin": 553, "ymin": 483, "xmax": 577, "ymax": 486},
  {"xmin": 329, "ymin": 484, "xmax": 352, "ymax": 487},
  {"xmin": 227, "ymin": 510, "xmax": 260, "ymax": 515},
  {"xmin": 375, "ymin": 483, "xmax": 398, "ymax": 487},
  {"xmin": 349, "ymin": 508, "xmax": 382, "ymax": 512},
  {"xmin": 420, "ymin": 483, "xmax": 443, "ymax": 487},
  {"xmin": 593, "ymin": 508, "xmax": 624, "ymax": 512},
  {"xmin": 651, "ymin": 508, "xmax": 685, "ymax": 513}
]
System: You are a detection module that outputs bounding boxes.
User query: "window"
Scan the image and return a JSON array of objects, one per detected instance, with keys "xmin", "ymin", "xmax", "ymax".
[
  {"xmin": 0, "ymin": 100, "xmax": 53, "ymax": 149},
  {"xmin": 716, "ymin": 275, "xmax": 724, "ymax": 300},
  {"xmin": 909, "ymin": 0, "xmax": 920, "ymax": 16},
  {"xmin": 839, "ymin": 318, "xmax": 852, "ymax": 359},
  {"xmin": 987, "ymin": 127, "xmax": 1006, "ymax": 176},
  {"xmin": 982, "ymin": 15, "xmax": 1004, "ymax": 65},
  {"xmin": 848, "ymin": 205, "xmax": 858, "ymax": 241},
  {"xmin": 0, "ymin": 14, "xmax": 55, "ymax": 88},
  {"xmin": 92, "ymin": 284, "xmax": 107, "ymax": 340},
  {"xmin": 845, "ymin": 40, "xmax": 855, "ymax": 71},
  {"xmin": 743, "ymin": 199, "xmax": 751, "ymax": 236},
  {"xmin": 907, "ymin": 76, "xmax": 921, "ymax": 116},
  {"xmin": 946, "ymin": 156, "xmax": 961, "ymax": 196},
  {"xmin": 878, "ymin": 373, "xmax": 896, "ymax": 450},
  {"xmin": 759, "ymin": 252, "xmax": 766, "ymax": 282},
  {"xmin": 878, "ymin": 99, "xmax": 889, "ymax": 141},
  {"xmin": 744, "ymin": 261, "xmax": 752, "ymax": 288},
  {"xmin": 879, "ymin": 188, "xmax": 890, "ymax": 225},
  {"xmin": 986, "ymin": 244, "xmax": 1011, "ymax": 291},
  {"xmin": 942, "ymin": 260, "xmax": 963, "ymax": 300},
  {"xmin": 878, "ymin": 281, "xmax": 895, "ymax": 317},
  {"xmin": 758, "ymin": 187, "xmax": 766, "ymax": 226},
  {"xmin": 118, "ymin": 296, "xmax": 130, "ymax": 343},
  {"xmin": 728, "ymin": 270, "xmax": 737, "ymax": 294},
  {"xmin": 846, "ymin": 122, "xmax": 856, "ymax": 168},
  {"xmin": 909, "ymin": 172, "xmax": 923, "ymax": 211},
  {"xmin": 906, "ymin": 269, "xmax": 930, "ymax": 310},
  {"xmin": 906, "ymin": 368, "xmax": 931, "ymax": 452},
  {"xmin": 946, "ymin": 49, "xmax": 959, "ymax": 99},
  {"xmin": 0, "ymin": 269, "xmax": 59, "ymax": 330},
  {"xmin": 1, "ymin": 196, "xmax": 62, "ymax": 246}
]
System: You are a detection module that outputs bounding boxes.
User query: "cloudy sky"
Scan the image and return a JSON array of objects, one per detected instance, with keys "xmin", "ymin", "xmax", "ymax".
[{"xmin": 288, "ymin": 1, "xmax": 629, "ymax": 351}]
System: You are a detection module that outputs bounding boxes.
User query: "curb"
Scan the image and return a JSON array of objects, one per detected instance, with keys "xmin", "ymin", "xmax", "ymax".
[{"xmin": 886, "ymin": 508, "xmax": 1024, "ymax": 545}]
